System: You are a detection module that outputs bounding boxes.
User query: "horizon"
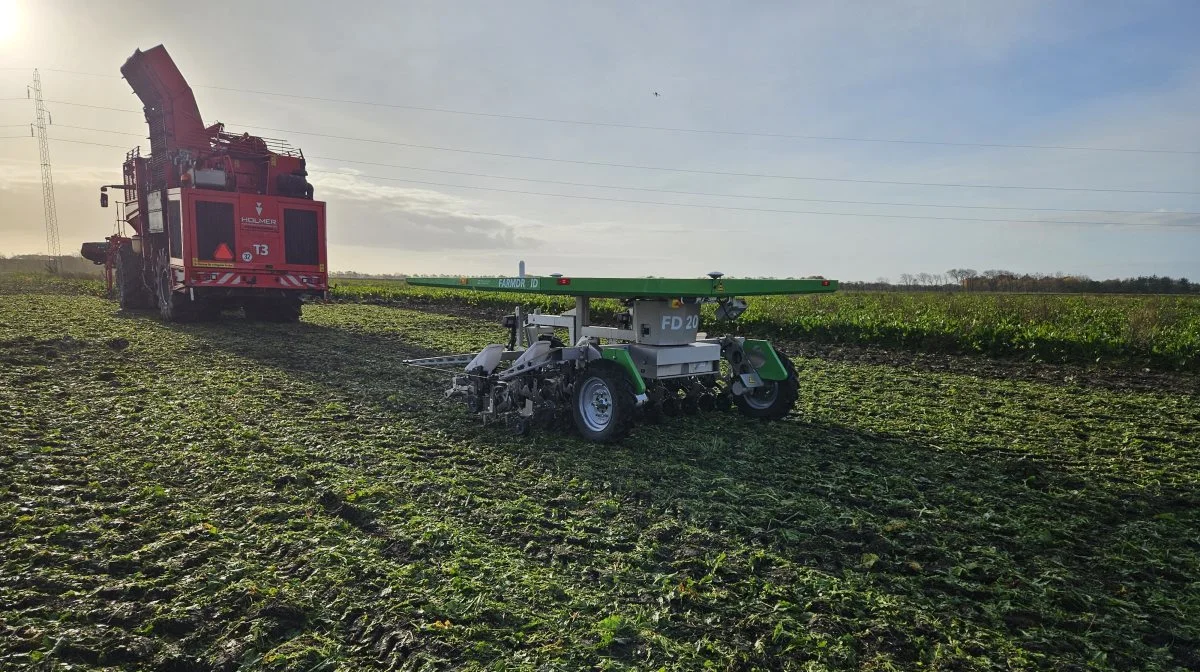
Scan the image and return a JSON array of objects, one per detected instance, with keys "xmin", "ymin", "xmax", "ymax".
[{"xmin": 3, "ymin": 251, "xmax": 1196, "ymax": 286}]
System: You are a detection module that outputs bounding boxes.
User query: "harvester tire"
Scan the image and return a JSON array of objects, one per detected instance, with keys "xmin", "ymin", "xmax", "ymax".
[
  {"xmin": 733, "ymin": 351, "xmax": 799, "ymax": 421},
  {"xmin": 196, "ymin": 301, "xmax": 223, "ymax": 322},
  {"xmin": 155, "ymin": 260, "xmax": 195, "ymax": 323},
  {"xmin": 114, "ymin": 245, "xmax": 152, "ymax": 310},
  {"xmin": 244, "ymin": 299, "xmax": 302, "ymax": 323},
  {"xmin": 572, "ymin": 360, "xmax": 635, "ymax": 443},
  {"xmin": 273, "ymin": 299, "xmax": 302, "ymax": 323}
]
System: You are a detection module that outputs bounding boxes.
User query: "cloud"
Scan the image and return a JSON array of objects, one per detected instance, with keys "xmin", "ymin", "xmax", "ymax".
[
  {"xmin": 1113, "ymin": 211, "xmax": 1200, "ymax": 230},
  {"xmin": 313, "ymin": 170, "xmax": 543, "ymax": 251}
]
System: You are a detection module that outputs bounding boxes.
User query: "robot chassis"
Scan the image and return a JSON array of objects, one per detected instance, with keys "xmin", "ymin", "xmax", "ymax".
[{"xmin": 403, "ymin": 274, "xmax": 836, "ymax": 443}]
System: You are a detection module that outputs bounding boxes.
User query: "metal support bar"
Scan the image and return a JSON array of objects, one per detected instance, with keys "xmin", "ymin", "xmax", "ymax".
[
  {"xmin": 574, "ymin": 295, "xmax": 590, "ymax": 346},
  {"xmin": 403, "ymin": 350, "xmax": 525, "ymax": 368},
  {"xmin": 581, "ymin": 326, "xmax": 636, "ymax": 341},
  {"xmin": 525, "ymin": 315, "xmax": 575, "ymax": 328}
]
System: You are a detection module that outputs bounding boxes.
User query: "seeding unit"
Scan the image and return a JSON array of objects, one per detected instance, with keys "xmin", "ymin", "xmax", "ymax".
[{"xmin": 404, "ymin": 273, "xmax": 837, "ymax": 442}]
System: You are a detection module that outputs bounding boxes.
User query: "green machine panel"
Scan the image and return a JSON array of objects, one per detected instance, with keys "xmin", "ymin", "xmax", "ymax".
[{"xmin": 406, "ymin": 275, "xmax": 837, "ymax": 298}]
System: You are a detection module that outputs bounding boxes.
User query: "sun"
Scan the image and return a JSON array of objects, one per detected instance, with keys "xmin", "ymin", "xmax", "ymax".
[{"xmin": 0, "ymin": 0, "xmax": 18, "ymax": 43}]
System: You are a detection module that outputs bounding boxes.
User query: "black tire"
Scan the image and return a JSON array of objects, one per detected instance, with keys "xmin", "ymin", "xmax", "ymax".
[
  {"xmin": 155, "ymin": 259, "xmax": 194, "ymax": 322},
  {"xmin": 242, "ymin": 300, "xmax": 269, "ymax": 322},
  {"xmin": 571, "ymin": 360, "xmax": 636, "ymax": 443},
  {"xmin": 244, "ymin": 298, "xmax": 302, "ymax": 323},
  {"xmin": 272, "ymin": 299, "xmax": 302, "ymax": 323},
  {"xmin": 114, "ymin": 245, "xmax": 152, "ymax": 309},
  {"xmin": 196, "ymin": 301, "xmax": 223, "ymax": 322},
  {"xmin": 733, "ymin": 351, "xmax": 800, "ymax": 421}
]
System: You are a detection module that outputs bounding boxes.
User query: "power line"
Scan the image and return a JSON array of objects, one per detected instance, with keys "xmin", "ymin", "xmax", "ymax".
[
  {"xmin": 46, "ymin": 100, "xmax": 140, "ymax": 113},
  {"xmin": 51, "ymin": 137, "xmax": 129, "ymax": 149},
  {"xmin": 243, "ymin": 123, "xmax": 1200, "ymax": 196},
  {"xmin": 34, "ymin": 98, "xmax": 1200, "ymax": 194},
  {"xmin": 308, "ymin": 155, "xmax": 1200, "ymax": 217},
  {"xmin": 9, "ymin": 123, "xmax": 1196, "ymax": 230},
  {"xmin": 20, "ymin": 121, "xmax": 1200, "ymax": 213},
  {"xmin": 201, "ymin": 86, "xmax": 1197, "ymax": 156},
  {"xmin": 55, "ymin": 124, "xmax": 142, "ymax": 136},
  {"xmin": 308, "ymin": 169, "xmax": 1200, "ymax": 230},
  {"xmin": 35, "ymin": 68, "xmax": 1200, "ymax": 155},
  {"xmin": 3, "ymin": 132, "xmax": 134, "ymax": 149}
]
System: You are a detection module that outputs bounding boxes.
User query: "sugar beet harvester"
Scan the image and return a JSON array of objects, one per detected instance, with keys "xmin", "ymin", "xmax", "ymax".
[
  {"xmin": 403, "ymin": 274, "xmax": 837, "ymax": 442},
  {"xmin": 81, "ymin": 45, "xmax": 328, "ymax": 322}
]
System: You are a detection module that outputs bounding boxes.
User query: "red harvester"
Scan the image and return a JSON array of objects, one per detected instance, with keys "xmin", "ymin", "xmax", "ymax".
[{"xmin": 81, "ymin": 45, "xmax": 327, "ymax": 321}]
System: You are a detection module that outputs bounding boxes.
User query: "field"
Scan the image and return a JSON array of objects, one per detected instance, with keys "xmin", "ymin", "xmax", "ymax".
[
  {"xmin": 1, "ymin": 276, "xmax": 1199, "ymax": 670},
  {"xmin": 330, "ymin": 278, "xmax": 1200, "ymax": 373}
]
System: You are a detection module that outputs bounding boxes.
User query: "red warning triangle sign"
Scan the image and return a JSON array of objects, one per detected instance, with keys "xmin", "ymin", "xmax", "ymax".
[{"xmin": 213, "ymin": 243, "xmax": 234, "ymax": 261}]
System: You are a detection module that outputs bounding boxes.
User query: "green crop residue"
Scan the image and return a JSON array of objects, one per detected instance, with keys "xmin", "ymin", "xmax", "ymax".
[{"xmin": 0, "ymin": 274, "xmax": 1197, "ymax": 670}]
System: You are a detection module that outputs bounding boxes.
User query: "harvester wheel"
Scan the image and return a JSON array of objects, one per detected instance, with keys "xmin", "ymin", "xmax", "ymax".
[
  {"xmin": 114, "ymin": 244, "xmax": 152, "ymax": 310},
  {"xmin": 196, "ymin": 301, "xmax": 223, "ymax": 322},
  {"xmin": 733, "ymin": 351, "xmax": 799, "ymax": 421},
  {"xmin": 155, "ymin": 259, "xmax": 195, "ymax": 323},
  {"xmin": 571, "ymin": 360, "xmax": 635, "ymax": 443},
  {"xmin": 274, "ymin": 299, "xmax": 302, "ymax": 323},
  {"xmin": 244, "ymin": 299, "xmax": 302, "ymax": 323}
]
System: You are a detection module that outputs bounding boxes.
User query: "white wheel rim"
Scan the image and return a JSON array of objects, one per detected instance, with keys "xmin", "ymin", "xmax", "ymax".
[
  {"xmin": 742, "ymin": 381, "xmax": 779, "ymax": 410},
  {"xmin": 579, "ymin": 378, "xmax": 613, "ymax": 432}
]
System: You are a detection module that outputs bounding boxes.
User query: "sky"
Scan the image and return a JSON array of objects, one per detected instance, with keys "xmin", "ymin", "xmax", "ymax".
[{"xmin": 0, "ymin": 0, "xmax": 1197, "ymax": 280}]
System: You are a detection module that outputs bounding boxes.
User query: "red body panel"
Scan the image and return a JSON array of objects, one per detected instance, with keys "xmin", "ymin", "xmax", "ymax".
[
  {"xmin": 121, "ymin": 46, "xmax": 210, "ymax": 183},
  {"xmin": 176, "ymin": 189, "xmax": 327, "ymax": 292}
]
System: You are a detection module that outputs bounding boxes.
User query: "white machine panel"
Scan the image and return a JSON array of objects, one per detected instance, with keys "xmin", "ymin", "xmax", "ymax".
[
  {"xmin": 628, "ymin": 342, "xmax": 721, "ymax": 379},
  {"xmin": 146, "ymin": 190, "xmax": 164, "ymax": 233}
]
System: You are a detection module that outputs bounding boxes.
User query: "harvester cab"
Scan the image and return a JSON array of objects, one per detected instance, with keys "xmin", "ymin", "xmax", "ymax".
[
  {"xmin": 403, "ymin": 274, "xmax": 838, "ymax": 442},
  {"xmin": 80, "ymin": 45, "xmax": 328, "ymax": 322}
]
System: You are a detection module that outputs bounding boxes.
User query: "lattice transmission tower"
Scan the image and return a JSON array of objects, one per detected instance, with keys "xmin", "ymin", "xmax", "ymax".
[{"xmin": 30, "ymin": 69, "xmax": 61, "ymax": 274}]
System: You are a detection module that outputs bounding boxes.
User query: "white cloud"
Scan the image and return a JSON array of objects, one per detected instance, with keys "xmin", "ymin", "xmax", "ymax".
[{"xmin": 313, "ymin": 170, "xmax": 544, "ymax": 251}]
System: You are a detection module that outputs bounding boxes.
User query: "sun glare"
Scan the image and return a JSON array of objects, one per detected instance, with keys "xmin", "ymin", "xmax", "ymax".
[{"xmin": 0, "ymin": 0, "xmax": 18, "ymax": 43}]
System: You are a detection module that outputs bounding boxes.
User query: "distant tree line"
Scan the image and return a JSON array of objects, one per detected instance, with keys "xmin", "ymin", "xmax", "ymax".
[
  {"xmin": 845, "ymin": 269, "xmax": 1196, "ymax": 294},
  {"xmin": 331, "ymin": 271, "xmax": 411, "ymax": 279},
  {"xmin": 12, "ymin": 256, "xmax": 1190, "ymax": 295},
  {"xmin": 326, "ymin": 268, "xmax": 1200, "ymax": 295},
  {"xmin": 0, "ymin": 254, "xmax": 103, "ymax": 276}
]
